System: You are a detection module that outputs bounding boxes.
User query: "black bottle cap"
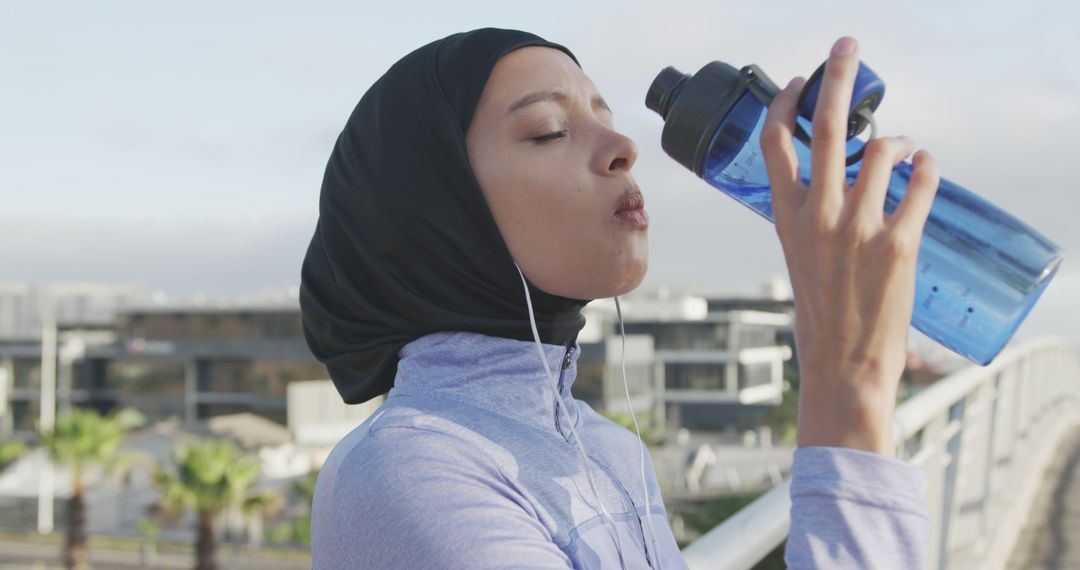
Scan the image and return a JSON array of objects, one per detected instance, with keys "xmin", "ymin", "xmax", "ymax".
[
  {"xmin": 646, "ymin": 61, "xmax": 746, "ymax": 175},
  {"xmin": 645, "ymin": 67, "xmax": 690, "ymax": 119}
]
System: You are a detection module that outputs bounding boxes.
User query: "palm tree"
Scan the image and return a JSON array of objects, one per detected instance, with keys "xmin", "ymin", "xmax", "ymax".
[
  {"xmin": 38, "ymin": 407, "xmax": 146, "ymax": 570},
  {"xmin": 152, "ymin": 440, "xmax": 266, "ymax": 570},
  {"xmin": 268, "ymin": 468, "xmax": 318, "ymax": 548},
  {"xmin": 0, "ymin": 439, "xmax": 27, "ymax": 473},
  {"xmin": 290, "ymin": 468, "xmax": 319, "ymax": 546}
]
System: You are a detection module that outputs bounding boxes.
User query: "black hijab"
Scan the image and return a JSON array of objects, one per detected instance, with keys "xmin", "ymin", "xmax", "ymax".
[{"xmin": 299, "ymin": 28, "xmax": 591, "ymax": 405}]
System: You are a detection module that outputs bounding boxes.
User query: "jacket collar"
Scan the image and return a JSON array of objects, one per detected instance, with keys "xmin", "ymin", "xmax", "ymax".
[{"xmin": 388, "ymin": 331, "xmax": 582, "ymax": 435}]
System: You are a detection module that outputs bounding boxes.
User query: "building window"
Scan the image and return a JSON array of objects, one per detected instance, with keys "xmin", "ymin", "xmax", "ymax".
[
  {"xmin": 626, "ymin": 323, "xmax": 729, "ymax": 351},
  {"xmin": 736, "ymin": 325, "xmax": 777, "ymax": 349},
  {"xmin": 202, "ymin": 360, "xmax": 250, "ymax": 393},
  {"xmin": 664, "ymin": 363, "xmax": 726, "ymax": 391},
  {"xmin": 106, "ymin": 360, "xmax": 186, "ymax": 418},
  {"xmin": 737, "ymin": 362, "xmax": 773, "ymax": 390},
  {"xmin": 12, "ymin": 358, "xmax": 41, "ymax": 390}
]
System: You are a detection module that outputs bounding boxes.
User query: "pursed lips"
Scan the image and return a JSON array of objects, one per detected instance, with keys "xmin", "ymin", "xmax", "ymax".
[{"xmin": 612, "ymin": 186, "xmax": 648, "ymax": 229}]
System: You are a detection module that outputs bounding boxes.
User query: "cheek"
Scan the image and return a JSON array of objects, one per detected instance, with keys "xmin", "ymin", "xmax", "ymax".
[
  {"xmin": 500, "ymin": 169, "xmax": 623, "ymax": 253},
  {"xmin": 475, "ymin": 144, "xmax": 644, "ymax": 285},
  {"xmin": 486, "ymin": 156, "xmax": 588, "ymax": 233}
]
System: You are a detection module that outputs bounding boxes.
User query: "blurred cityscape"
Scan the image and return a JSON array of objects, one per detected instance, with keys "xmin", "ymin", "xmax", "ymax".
[
  {"xmin": 4, "ymin": 1, "xmax": 1075, "ymax": 566},
  {"xmin": 0, "ymin": 277, "xmax": 969, "ymax": 567}
]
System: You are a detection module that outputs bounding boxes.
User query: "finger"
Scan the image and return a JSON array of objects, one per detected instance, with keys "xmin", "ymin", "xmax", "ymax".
[
  {"xmin": 809, "ymin": 36, "xmax": 860, "ymax": 216},
  {"xmin": 888, "ymin": 150, "xmax": 941, "ymax": 236},
  {"xmin": 847, "ymin": 135, "xmax": 915, "ymax": 224},
  {"xmin": 760, "ymin": 76, "xmax": 807, "ymax": 212}
]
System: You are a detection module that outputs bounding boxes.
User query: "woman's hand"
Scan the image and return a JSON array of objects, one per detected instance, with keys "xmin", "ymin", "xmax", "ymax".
[{"xmin": 759, "ymin": 36, "xmax": 941, "ymax": 456}]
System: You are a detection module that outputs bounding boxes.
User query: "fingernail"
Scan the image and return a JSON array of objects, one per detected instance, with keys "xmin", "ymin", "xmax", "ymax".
[{"xmin": 832, "ymin": 37, "xmax": 856, "ymax": 55}]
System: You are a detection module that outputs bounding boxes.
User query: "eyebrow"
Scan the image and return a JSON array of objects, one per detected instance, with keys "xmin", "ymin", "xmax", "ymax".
[{"xmin": 504, "ymin": 90, "xmax": 613, "ymax": 118}]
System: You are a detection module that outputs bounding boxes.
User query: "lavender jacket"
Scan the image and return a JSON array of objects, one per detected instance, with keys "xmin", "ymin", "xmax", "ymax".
[{"xmin": 311, "ymin": 331, "xmax": 928, "ymax": 568}]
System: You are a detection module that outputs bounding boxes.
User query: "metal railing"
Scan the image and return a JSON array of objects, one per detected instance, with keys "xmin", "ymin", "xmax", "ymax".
[{"xmin": 681, "ymin": 337, "xmax": 1080, "ymax": 570}]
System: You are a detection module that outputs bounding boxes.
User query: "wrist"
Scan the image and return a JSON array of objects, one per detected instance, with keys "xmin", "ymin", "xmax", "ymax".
[{"xmin": 796, "ymin": 386, "xmax": 897, "ymax": 457}]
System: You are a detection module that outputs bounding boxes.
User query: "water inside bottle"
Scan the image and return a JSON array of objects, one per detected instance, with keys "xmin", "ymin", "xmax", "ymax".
[{"xmin": 700, "ymin": 92, "xmax": 1064, "ymax": 364}]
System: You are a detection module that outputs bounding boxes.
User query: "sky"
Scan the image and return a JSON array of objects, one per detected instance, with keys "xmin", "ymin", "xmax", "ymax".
[{"xmin": 2, "ymin": 0, "xmax": 1078, "ymax": 343}]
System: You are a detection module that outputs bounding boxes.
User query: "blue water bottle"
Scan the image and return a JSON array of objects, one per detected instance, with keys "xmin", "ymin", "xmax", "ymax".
[{"xmin": 645, "ymin": 60, "xmax": 1065, "ymax": 365}]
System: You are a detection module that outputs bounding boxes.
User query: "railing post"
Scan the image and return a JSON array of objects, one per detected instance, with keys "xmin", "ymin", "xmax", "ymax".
[
  {"xmin": 937, "ymin": 397, "xmax": 966, "ymax": 569},
  {"xmin": 921, "ymin": 411, "xmax": 948, "ymax": 570},
  {"xmin": 977, "ymin": 372, "xmax": 1002, "ymax": 550},
  {"xmin": 680, "ymin": 340, "xmax": 1080, "ymax": 570}
]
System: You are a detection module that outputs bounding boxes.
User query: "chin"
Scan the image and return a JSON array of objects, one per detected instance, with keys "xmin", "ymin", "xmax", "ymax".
[
  {"xmin": 609, "ymin": 254, "xmax": 648, "ymax": 297},
  {"xmin": 526, "ymin": 242, "xmax": 648, "ymax": 300}
]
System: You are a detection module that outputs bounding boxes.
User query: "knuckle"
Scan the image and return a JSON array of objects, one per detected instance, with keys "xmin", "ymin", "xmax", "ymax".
[
  {"xmin": 759, "ymin": 122, "xmax": 787, "ymax": 151},
  {"xmin": 812, "ymin": 116, "xmax": 846, "ymax": 140},
  {"xmin": 842, "ymin": 216, "xmax": 876, "ymax": 241},
  {"xmin": 884, "ymin": 232, "xmax": 917, "ymax": 259},
  {"xmin": 824, "ymin": 59, "xmax": 851, "ymax": 81},
  {"xmin": 909, "ymin": 173, "xmax": 935, "ymax": 196},
  {"xmin": 910, "ymin": 156, "xmax": 942, "ymax": 192},
  {"xmin": 914, "ymin": 148, "xmax": 937, "ymax": 166},
  {"xmin": 862, "ymin": 138, "xmax": 894, "ymax": 160},
  {"xmin": 811, "ymin": 218, "xmax": 838, "ymax": 241},
  {"xmin": 914, "ymin": 149, "xmax": 936, "ymax": 164},
  {"xmin": 917, "ymin": 152, "xmax": 941, "ymax": 180}
]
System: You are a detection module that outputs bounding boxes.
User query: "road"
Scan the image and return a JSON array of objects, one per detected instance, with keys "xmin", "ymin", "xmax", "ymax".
[{"xmin": 0, "ymin": 539, "xmax": 311, "ymax": 569}]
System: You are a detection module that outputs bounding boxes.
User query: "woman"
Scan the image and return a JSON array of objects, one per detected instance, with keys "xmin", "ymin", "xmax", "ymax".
[{"xmin": 301, "ymin": 28, "xmax": 937, "ymax": 569}]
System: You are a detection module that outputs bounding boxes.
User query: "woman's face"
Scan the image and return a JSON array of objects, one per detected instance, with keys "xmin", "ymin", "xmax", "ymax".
[{"xmin": 466, "ymin": 46, "xmax": 647, "ymax": 300}]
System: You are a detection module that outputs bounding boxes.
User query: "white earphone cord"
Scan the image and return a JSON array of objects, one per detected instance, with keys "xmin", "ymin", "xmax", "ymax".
[
  {"xmin": 514, "ymin": 263, "xmax": 627, "ymax": 570},
  {"xmin": 514, "ymin": 263, "xmax": 664, "ymax": 569},
  {"xmin": 616, "ymin": 295, "xmax": 664, "ymax": 569}
]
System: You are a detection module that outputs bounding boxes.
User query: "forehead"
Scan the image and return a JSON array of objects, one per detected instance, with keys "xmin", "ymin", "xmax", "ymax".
[{"xmin": 480, "ymin": 46, "xmax": 598, "ymax": 107}]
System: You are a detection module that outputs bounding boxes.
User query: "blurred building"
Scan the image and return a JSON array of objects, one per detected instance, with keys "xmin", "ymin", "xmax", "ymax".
[
  {"xmin": 574, "ymin": 281, "xmax": 797, "ymax": 437},
  {"xmin": 1, "ymin": 280, "xmax": 797, "ymax": 445},
  {"xmin": 0, "ymin": 282, "xmax": 144, "ymax": 338},
  {"xmin": 287, "ymin": 379, "xmax": 386, "ymax": 467},
  {"xmin": 0, "ymin": 302, "xmax": 329, "ymax": 437}
]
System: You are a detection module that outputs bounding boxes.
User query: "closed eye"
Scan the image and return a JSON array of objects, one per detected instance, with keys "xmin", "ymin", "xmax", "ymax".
[{"xmin": 531, "ymin": 130, "xmax": 569, "ymax": 144}]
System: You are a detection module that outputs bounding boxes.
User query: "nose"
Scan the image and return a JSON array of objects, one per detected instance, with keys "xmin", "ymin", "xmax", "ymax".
[{"xmin": 595, "ymin": 127, "xmax": 638, "ymax": 175}]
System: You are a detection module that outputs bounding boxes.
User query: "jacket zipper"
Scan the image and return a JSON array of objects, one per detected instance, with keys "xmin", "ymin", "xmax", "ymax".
[
  {"xmin": 554, "ymin": 344, "xmax": 658, "ymax": 568},
  {"xmin": 553, "ymin": 344, "xmax": 575, "ymax": 440},
  {"xmin": 561, "ymin": 344, "xmax": 575, "ymax": 371}
]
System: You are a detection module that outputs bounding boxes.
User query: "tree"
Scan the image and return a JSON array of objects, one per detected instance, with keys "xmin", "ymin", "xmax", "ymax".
[
  {"xmin": 765, "ymin": 363, "xmax": 802, "ymax": 445},
  {"xmin": 602, "ymin": 410, "xmax": 665, "ymax": 447},
  {"xmin": 763, "ymin": 384, "xmax": 799, "ymax": 445},
  {"xmin": 38, "ymin": 407, "xmax": 146, "ymax": 570},
  {"xmin": 0, "ymin": 439, "xmax": 26, "ymax": 473},
  {"xmin": 289, "ymin": 468, "xmax": 318, "ymax": 546},
  {"xmin": 269, "ymin": 468, "xmax": 319, "ymax": 547},
  {"xmin": 135, "ymin": 517, "xmax": 160, "ymax": 567},
  {"xmin": 152, "ymin": 440, "xmax": 267, "ymax": 570}
]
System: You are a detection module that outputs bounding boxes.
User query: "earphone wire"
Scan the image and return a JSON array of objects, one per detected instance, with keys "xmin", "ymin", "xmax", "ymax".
[
  {"xmin": 615, "ymin": 295, "xmax": 663, "ymax": 569},
  {"xmin": 513, "ymin": 263, "xmax": 628, "ymax": 570}
]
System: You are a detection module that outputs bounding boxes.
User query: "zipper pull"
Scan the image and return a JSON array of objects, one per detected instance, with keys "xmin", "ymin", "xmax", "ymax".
[{"xmin": 561, "ymin": 345, "xmax": 575, "ymax": 370}]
